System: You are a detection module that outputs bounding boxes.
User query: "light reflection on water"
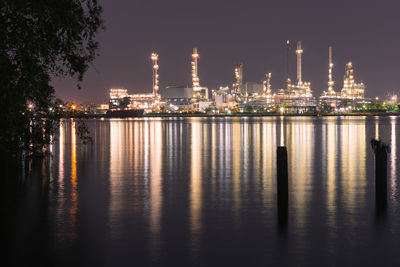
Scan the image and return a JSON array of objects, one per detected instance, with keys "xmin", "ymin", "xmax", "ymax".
[{"xmin": 9, "ymin": 116, "xmax": 400, "ymax": 266}]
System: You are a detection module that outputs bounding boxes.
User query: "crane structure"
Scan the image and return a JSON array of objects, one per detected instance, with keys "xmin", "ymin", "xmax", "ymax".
[{"xmin": 151, "ymin": 52, "xmax": 160, "ymax": 100}]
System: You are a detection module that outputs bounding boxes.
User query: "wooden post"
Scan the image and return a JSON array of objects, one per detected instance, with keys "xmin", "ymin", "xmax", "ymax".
[
  {"xmin": 370, "ymin": 139, "xmax": 388, "ymax": 217},
  {"xmin": 277, "ymin": 146, "xmax": 288, "ymax": 230}
]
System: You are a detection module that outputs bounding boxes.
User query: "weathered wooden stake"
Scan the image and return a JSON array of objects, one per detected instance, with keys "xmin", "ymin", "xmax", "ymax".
[
  {"xmin": 277, "ymin": 146, "xmax": 288, "ymax": 198},
  {"xmin": 370, "ymin": 139, "xmax": 388, "ymax": 217},
  {"xmin": 277, "ymin": 146, "xmax": 288, "ymax": 229}
]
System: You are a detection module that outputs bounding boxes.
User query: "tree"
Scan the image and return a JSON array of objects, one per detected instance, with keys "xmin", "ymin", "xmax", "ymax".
[{"xmin": 0, "ymin": 0, "xmax": 103, "ymax": 156}]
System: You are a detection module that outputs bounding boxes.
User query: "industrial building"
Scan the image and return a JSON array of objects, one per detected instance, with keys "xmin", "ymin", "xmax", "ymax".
[
  {"xmin": 340, "ymin": 62, "xmax": 365, "ymax": 99},
  {"xmin": 109, "ymin": 88, "xmax": 154, "ymax": 110},
  {"xmin": 162, "ymin": 86, "xmax": 193, "ymax": 111},
  {"xmin": 241, "ymin": 82, "xmax": 263, "ymax": 95},
  {"xmin": 275, "ymin": 40, "xmax": 314, "ymax": 110},
  {"xmin": 104, "ymin": 42, "xmax": 373, "ymax": 115}
]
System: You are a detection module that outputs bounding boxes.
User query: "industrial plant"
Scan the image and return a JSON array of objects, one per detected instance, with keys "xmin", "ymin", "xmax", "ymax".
[{"xmin": 107, "ymin": 41, "xmax": 376, "ymax": 115}]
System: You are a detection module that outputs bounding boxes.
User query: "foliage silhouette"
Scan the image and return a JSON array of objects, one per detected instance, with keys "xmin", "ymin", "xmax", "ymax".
[{"xmin": 0, "ymin": 0, "xmax": 103, "ymax": 156}]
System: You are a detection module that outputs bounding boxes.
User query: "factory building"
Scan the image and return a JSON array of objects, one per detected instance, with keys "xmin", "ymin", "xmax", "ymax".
[
  {"xmin": 109, "ymin": 88, "xmax": 129, "ymax": 109},
  {"xmin": 275, "ymin": 41, "xmax": 314, "ymax": 111},
  {"xmin": 278, "ymin": 41, "xmax": 313, "ymax": 99},
  {"xmin": 241, "ymin": 82, "xmax": 264, "ymax": 95},
  {"xmin": 109, "ymin": 88, "xmax": 154, "ymax": 110},
  {"xmin": 162, "ymin": 86, "xmax": 194, "ymax": 111},
  {"xmin": 212, "ymin": 87, "xmax": 236, "ymax": 112}
]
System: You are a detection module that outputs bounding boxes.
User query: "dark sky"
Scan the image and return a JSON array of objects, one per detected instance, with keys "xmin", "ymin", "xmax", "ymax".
[{"xmin": 52, "ymin": 0, "xmax": 400, "ymax": 103}]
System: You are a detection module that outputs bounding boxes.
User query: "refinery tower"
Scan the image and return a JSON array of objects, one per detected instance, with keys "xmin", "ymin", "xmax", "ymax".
[
  {"xmin": 286, "ymin": 41, "xmax": 312, "ymax": 98},
  {"xmin": 191, "ymin": 47, "xmax": 208, "ymax": 99}
]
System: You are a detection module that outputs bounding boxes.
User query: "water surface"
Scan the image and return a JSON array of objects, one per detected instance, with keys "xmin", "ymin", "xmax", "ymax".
[{"xmin": 7, "ymin": 116, "xmax": 400, "ymax": 266}]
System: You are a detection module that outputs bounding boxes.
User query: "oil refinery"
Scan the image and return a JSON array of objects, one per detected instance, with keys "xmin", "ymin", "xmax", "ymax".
[{"xmin": 107, "ymin": 42, "xmax": 377, "ymax": 115}]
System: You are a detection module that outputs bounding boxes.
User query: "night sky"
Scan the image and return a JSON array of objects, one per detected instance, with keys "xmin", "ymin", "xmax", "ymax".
[{"xmin": 52, "ymin": 0, "xmax": 400, "ymax": 104}]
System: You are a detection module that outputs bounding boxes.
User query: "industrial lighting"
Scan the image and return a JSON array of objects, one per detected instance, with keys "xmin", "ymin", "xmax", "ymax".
[
  {"xmin": 192, "ymin": 48, "xmax": 201, "ymax": 91},
  {"xmin": 151, "ymin": 52, "xmax": 160, "ymax": 101}
]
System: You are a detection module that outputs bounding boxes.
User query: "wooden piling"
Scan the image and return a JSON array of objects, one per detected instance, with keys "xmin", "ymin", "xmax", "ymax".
[
  {"xmin": 277, "ymin": 146, "xmax": 288, "ymax": 229},
  {"xmin": 277, "ymin": 146, "xmax": 288, "ymax": 199},
  {"xmin": 370, "ymin": 139, "xmax": 388, "ymax": 216}
]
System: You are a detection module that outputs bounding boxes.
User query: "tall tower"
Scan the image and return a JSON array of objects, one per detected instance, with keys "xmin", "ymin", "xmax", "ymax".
[
  {"xmin": 296, "ymin": 41, "xmax": 303, "ymax": 84},
  {"xmin": 327, "ymin": 46, "xmax": 335, "ymax": 95},
  {"xmin": 285, "ymin": 40, "xmax": 292, "ymax": 90},
  {"xmin": 233, "ymin": 62, "xmax": 243, "ymax": 96},
  {"xmin": 264, "ymin": 72, "xmax": 272, "ymax": 96},
  {"xmin": 191, "ymin": 48, "xmax": 201, "ymax": 91},
  {"xmin": 151, "ymin": 52, "xmax": 159, "ymax": 99},
  {"xmin": 285, "ymin": 40, "xmax": 290, "ymax": 81}
]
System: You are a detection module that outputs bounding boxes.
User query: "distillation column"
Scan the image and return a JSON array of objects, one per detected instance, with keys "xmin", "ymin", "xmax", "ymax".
[
  {"xmin": 327, "ymin": 46, "xmax": 335, "ymax": 95},
  {"xmin": 191, "ymin": 48, "xmax": 201, "ymax": 91},
  {"xmin": 296, "ymin": 41, "xmax": 303, "ymax": 84},
  {"xmin": 234, "ymin": 62, "xmax": 243, "ymax": 96},
  {"xmin": 151, "ymin": 53, "xmax": 160, "ymax": 99}
]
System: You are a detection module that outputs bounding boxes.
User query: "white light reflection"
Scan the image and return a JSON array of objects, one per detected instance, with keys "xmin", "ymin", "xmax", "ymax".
[
  {"xmin": 326, "ymin": 117, "xmax": 337, "ymax": 230},
  {"xmin": 232, "ymin": 120, "xmax": 241, "ymax": 223},
  {"xmin": 340, "ymin": 118, "xmax": 366, "ymax": 228},
  {"xmin": 69, "ymin": 120, "xmax": 78, "ymax": 242},
  {"xmin": 390, "ymin": 116, "xmax": 397, "ymax": 200},
  {"xmin": 190, "ymin": 122, "xmax": 203, "ymax": 247},
  {"xmin": 150, "ymin": 121, "xmax": 163, "ymax": 259}
]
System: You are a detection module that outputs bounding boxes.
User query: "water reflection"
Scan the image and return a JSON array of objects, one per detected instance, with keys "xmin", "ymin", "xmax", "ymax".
[
  {"xmin": 150, "ymin": 121, "xmax": 163, "ymax": 258},
  {"xmin": 326, "ymin": 117, "xmax": 338, "ymax": 230},
  {"xmin": 190, "ymin": 121, "xmax": 203, "ymax": 248},
  {"xmin": 12, "ymin": 117, "xmax": 400, "ymax": 266},
  {"xmin": 390, "ymin": 117, "xmax": 397, "ymax": 201},
  {"xmin": 69, "ymin": 121, "xmax": 78, "ymax": 241},
  {"xmin": 109, "ymin": 120, "xmax": 126, "ymax": 239},
  {"xmin": 232, "ymin": 121, "xmax": 241, "ymax": 224},
  {"xmin": 287, "ymin": 118, "xmax": 313, "ymax": 253},
  {"xmin": 340, "ymin": 118, "xmax": 367, "ymax": 229}
]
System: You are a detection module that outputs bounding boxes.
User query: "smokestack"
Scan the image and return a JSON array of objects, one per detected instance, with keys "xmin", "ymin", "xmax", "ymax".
[
  {"xmin": 328, "ymin": 46, "xmax": 334, "ymax": 93},
  {"xmin": 286, "ymin": 40, "xmax": 290, "ymax": 81},
  {"xmin": 296, "ymin": 41, "xmax": 303, "ymax": 83}
]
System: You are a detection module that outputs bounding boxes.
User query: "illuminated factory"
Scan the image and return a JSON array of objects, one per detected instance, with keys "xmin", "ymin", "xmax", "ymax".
[
  {"xmin": 321, "ymin": 46, "xmax": 339, "ymax": 98},
  {"xmin": 106, "ymin": 42, "xmax": 371, "ymax": 114},
  {"xmin": 319, "ymin": 45, "xmax": 367, "ymax": 110},
  {"xmin": 286, "ymin": 41, "xmax": 312, "ymax": 98},
  {"xmin": 340, "ymin": 62, "xmax": 365, "ymax": 99},
  {"xmin": 275, "ymin": 40, "xmax": 316, "ymax": 113},
  {"xmin": 109, "ymin": 88, "xmax": 154, "ymax": 110}
]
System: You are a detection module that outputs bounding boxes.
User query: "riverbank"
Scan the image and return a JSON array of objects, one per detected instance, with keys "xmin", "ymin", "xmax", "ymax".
[{"xmin": 64, "ymin": 111, "xmax": 400, "ymax": 119}]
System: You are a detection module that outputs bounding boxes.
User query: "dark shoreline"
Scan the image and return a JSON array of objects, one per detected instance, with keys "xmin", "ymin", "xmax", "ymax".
[{"xmin": 64, "ymin": 112, "xmax": 400, "ymax": 119}]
